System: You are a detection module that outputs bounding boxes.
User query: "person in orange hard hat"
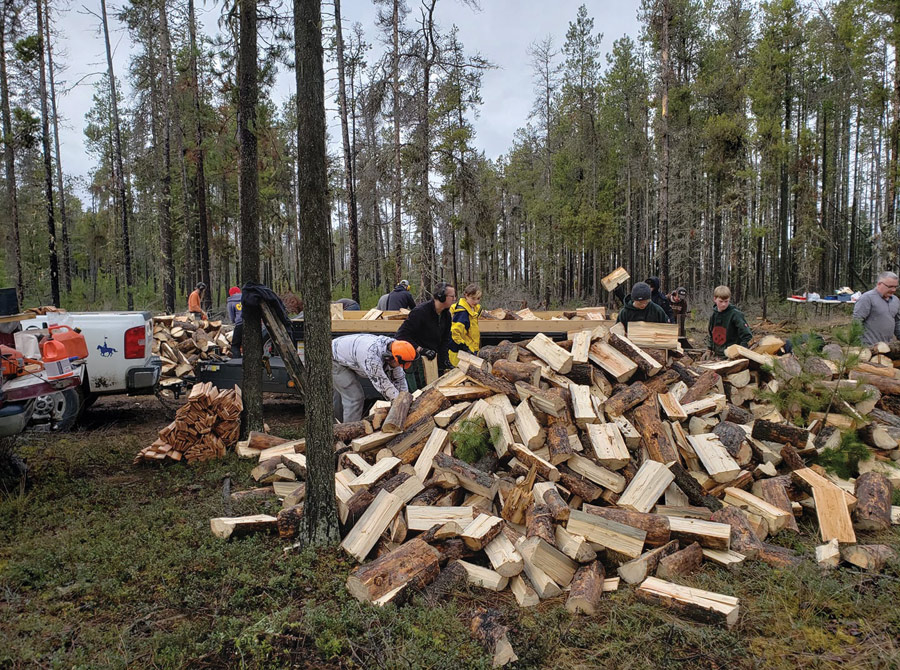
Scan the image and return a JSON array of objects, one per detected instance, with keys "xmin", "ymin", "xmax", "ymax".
[{"xmin": 331, "ymin": 334, "xmax": 416, "ymax": 422}]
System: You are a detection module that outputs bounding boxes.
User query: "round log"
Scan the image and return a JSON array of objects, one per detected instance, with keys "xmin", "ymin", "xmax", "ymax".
[
  {"xmin": 276, "ymin": 504, "xmax": 304, "ymax": 540},
  {"xmin": 565, "ymin": 561, "xmax": 606, "ymax": 615},
  {"xmin": 492, "ymin": 359, "xmax": 541, "ymax": 386},
  {"xmin": 605, "ymin": 382, "xmax": 650, "ymax": 417},
  {"xmin": 525, "ymin": 503, "xmax": 556, "ymax": 546},
  {"xmin": 582, "ymin": 504, "xmax": 671, "ymax": 547},
  {"xmin": 710, "ymin": 506, "xmax": 763, "ymax": 559},
  {"xmin": 383, "ymin": 392, "xmax": 413, "ymax": 433},
  {"xmin": 656, "ymin": 541, "xmax": 703, "ymax": 580},
  {"xmin": 854, "ymin": 471, "xmax": 892, "ymax": 531},
  {"xmin": 347, "ymin": 538, "xmax": 442, "ymax": 604}
]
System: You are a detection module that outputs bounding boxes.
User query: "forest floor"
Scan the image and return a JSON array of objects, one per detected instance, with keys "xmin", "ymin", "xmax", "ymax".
[{"xmin": 3, "ymin": 309, "xmax": 900, "ymax": 669}]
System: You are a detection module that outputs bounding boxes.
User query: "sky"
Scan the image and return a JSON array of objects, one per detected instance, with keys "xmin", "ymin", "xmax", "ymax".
[{"xmin": 52, "ymin": 0, "xmax": 643, "ymax": 196}]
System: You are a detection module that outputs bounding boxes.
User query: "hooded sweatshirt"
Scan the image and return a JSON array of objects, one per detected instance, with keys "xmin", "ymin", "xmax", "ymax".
[
  {"xmin": 227, "ymin": 292, "xmax": 243, "ymax": 325},
  {"xmin": 449, "ymin": 297, "xmax": 483, "ymax": 365},
  {"xmin": 385, "ymin": 284, "xmax": 416, "ymax": 310},
  {"xmin": 647, "ymin": 276, "xmax": 675, "ymax": 323},
  {"xmin": 616, "ymin": 296, "xmax": 669, "ymax": 328},
  {"xmin": 707, "ymin": 303, "xmax": 752, "ymax": 355}
]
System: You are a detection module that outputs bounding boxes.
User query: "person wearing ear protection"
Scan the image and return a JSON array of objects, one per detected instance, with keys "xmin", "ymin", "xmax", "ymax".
[
  {"xmin": 331, "ymin": 334, "xmax": 414, "ymax": 422},
  {"xmin": 396, "ymin": 281, "xmax": 456, "ymax": 387}
]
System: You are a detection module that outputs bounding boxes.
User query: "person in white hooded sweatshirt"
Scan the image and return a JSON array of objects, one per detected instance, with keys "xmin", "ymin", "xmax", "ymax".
[{"xmin": 331, "ymin": 334, "xmax": 416, "ymax": 422}]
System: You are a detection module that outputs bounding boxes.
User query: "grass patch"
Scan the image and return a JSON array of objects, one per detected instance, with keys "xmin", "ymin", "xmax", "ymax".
[{"xmin": 1, "ymin": 411, "xmax": 899, "ymax": 668}]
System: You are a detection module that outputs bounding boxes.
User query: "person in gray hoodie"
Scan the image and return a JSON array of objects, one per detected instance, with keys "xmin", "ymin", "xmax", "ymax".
[{"xmin": 853, "ymin": 271, "xmax": 900, "ymax": 346}]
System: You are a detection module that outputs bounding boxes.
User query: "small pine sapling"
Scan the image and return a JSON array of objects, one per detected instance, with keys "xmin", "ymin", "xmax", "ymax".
[
  {"xmin": 815, "ymin": 430, "xmax": 871, "ymax": 479},
  {"xmin": 450, "ymin": 417, "xmax": 492, "ymax": 464}
]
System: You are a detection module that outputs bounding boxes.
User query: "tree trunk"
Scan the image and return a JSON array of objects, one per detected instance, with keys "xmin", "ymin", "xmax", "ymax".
[
  {"xmin": 189, "ymin": 0, "xmax": 211, "ymax": 310},
  {"xmin": 295, "ymin": 0, "xmax": 339, "ymax": 545},
  {"xmin": 333, "ymin": 0, "xmax": 360, "ymax": 305},
  {"xmin": 43, "ymin": 0, "xmax": 71, "ymax": 292},
  {"xmin": 657, "ymin": 0, "xmax": 671, "ymax": 289},
  {"xmin": 100, "ymin": 0, "xmax": 133, "ymax": 309},
  {"xmin": 0, "ymin": 0, "xmax": 23, "ymax": 305},
  {"xmin": 391, "ymin": 0, "xmax": 402, "ymax": 283},
  {"xmin": 239, "ymin": 0, "xmax": 263, "ymax": 434},
  {"xmin": 36, "ymin": 0, "xmax": 60, "ymax": 306},
  {"xmin": 157, "ymin": 0, "xmax": 176, "ymax": 313}
]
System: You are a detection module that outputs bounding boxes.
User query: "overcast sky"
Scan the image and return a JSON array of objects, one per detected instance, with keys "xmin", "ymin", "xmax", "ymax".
[{"xmin": 53, "ymin": 0, "xmax": 643, "ymax": 196}]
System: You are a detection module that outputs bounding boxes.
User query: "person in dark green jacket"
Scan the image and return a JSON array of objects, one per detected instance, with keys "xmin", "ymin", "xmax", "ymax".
[
  {"xmin": 616, "ymin": 282, "xmax": 670, "ymax": 328},
  {"xmin": 707, "ymin": 285, "xmax": 752, "ymax": 355}
]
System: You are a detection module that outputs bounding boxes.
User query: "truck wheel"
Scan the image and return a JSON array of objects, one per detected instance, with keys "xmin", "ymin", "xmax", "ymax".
[{"xmin": 30, "ymin": 388, "xmax": 83, "ymax": 432}]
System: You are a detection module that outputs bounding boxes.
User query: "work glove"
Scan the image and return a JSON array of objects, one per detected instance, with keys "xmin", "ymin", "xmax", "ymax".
[{"xmin": 420, "ymin": 348, "xmax": 437, "ymax": 360}]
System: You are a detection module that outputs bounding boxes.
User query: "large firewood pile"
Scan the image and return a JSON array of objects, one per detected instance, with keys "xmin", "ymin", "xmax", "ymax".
[
  {"xmin": 210, "ymin": 322, "xmax": 899, "ymax": 666},
  {"xmin": 135, "ymin": 382, "xmax": 242, "ymax": 464},
  {"xmin": 152, "ymin": 315, "xmax": 233, "ymax": 386}
]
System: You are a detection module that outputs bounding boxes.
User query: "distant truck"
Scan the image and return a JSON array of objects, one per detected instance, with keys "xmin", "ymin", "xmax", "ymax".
[{"xmin": 20, "ymin": 311, "xmax": 160, "ymax": 401}]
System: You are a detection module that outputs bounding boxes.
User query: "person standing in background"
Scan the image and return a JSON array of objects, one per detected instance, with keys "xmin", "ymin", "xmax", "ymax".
[
  {"xmin": 385, "ymin": 279, "xmax": 416, "ymax": 310},
  {"xmin": 707, "ymin": 285, "xmax": 752, "ymax": 356},
  {"xmin": 853, "ymin": 271, "xmax": 900, "ymax": 346},
  {"xmin": 669, "ymin": 286, "xmax": 689, "ymax": 344},
  {"xmin": 449, "ymin": 284, "xmax": 483, "ymax": 366},
  {"xmin": 188, "ymin": 282, "xmax": 207, "ymax": 320}
]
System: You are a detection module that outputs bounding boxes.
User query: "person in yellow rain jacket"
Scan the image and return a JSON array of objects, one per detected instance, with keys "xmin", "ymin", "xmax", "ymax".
[{"xmin": 449, "ymin": 283, "xmax": 483, "ymax": 366}]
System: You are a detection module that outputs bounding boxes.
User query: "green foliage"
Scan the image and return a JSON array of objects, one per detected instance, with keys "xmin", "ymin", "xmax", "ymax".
[
  {"xmin": 815, "ymin": 430, "xmax": 871, "ymax": 479},
  {"xmin": 450, "ymin": 417, "xmax": 492, "ymax": 464}
]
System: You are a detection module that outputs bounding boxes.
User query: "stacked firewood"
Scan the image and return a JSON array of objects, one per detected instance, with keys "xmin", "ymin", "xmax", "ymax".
[
  {"xmin": 152, "ymin": 315, "xmax": 233, "ymax": 386},
  {"xmin": 135, "ymin": 382, "xmax": 242, "ymax": 464},
  {"xmin": 211, "ymin": 322, "xmax": 900, "ymax": 665}
]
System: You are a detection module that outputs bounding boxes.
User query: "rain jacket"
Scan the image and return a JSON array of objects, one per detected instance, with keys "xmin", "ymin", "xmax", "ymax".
[{"xmin": 449, "ymin": 297, "xmax": 483, "ymax": 366}]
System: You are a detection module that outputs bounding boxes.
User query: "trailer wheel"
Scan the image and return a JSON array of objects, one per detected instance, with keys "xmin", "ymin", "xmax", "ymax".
[{"xmin": 30, "ymin": 387, "xmax": 83, "ymax": 432}]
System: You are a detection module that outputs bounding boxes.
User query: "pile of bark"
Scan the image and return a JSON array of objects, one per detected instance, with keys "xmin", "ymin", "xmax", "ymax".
[
  {"xmin": 135, "ymin": 382, "xmax": 242, "ymax": 464},
  {"xmin": 152, "ymin": 314, "xmax": 233, "ymax": 385},
  {"xmin": 212, "ymin": 323, "xmax": 900, "ymax": 665}
]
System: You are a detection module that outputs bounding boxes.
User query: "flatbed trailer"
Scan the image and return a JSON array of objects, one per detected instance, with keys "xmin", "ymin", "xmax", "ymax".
[{"xmin": 190, "ymin": 312, "xmax": 613, "ymax": 396}]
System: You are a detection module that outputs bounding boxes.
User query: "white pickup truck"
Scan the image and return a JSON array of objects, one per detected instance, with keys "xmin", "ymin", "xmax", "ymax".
[{"xmin": 20, "ymin": 311, "xmax": 160, "ymax": 400}]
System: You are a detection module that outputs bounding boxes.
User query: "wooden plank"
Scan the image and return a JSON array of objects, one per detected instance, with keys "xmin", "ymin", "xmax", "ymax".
[
  {"xmin": 565, "ymin": 454, "xmax": 626, "ymax": 492},
  {"xmin": 585, "ymin": 423, "xmax": 630, "ymax": 470},
  {"xmin": 687, "ymin": 433, "xmax": 741, "ymax": 483},
  {"xmin": 571, "ymin": 330, "xmax": 592, "ymax": 364},
  {"xmin": 617, "ymin": 460, "xmax": 675, "ymax": 513},
  {"xmin": 626, "ymin": 322, "xmax": 680, "ymax": 350},
  {"xmin": 658, "ymin": 392, "xmax": 688, "ymax": 421},
  {"xmin": 407, "ymin": 506, "xmax": 476, "ymax": 531},
  {"xmin": 569, "ymin": 383, "xmax": 597, "ymax": 427},
  {"xmin": 636, "ymin": 577, "xmax": 739, "ymax": 628},
  {"xmin": 725, "ymin": 344, "xmax": 774, "ymax": 367},
  {"xmin": 589, "ymin": 341, "xmax": 638, "ymax": 382},
  {"xmin": 601, "ymin": 266, "xmax": 630, "ymax": 292},
  {"xmin": 413, "ymin": 428, "xmax": 449, "ymax": 482},
  {"xmin": 526, "ymin": 333, "xmax": 574, "ymax": 374},
  {"xmin": 566, "ymin": 509, "xmax": 646, "ymax": 558},
  {"xmin": 341, "ymin": 490, "xmax": 406, "ymax": 562},
  {"xmin": 812, "ymin": 484, "xmax": 857, "ymax": 543}
]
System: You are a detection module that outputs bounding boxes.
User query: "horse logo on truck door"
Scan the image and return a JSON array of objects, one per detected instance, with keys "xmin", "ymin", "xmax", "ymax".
[{"xmin": 97, "ymin": 338, "xmax": 118, "ymax": 357}]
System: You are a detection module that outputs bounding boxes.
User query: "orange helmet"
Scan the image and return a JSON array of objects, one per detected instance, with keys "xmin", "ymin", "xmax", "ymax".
[{"xmin": 390, "ymin": 340, "xmax": 417, "ymax": 369}]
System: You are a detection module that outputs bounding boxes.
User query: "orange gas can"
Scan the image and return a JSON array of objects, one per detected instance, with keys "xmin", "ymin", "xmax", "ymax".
[
  {"xmin": 41, "ymin": 339, "xmax": 73, "ymax": 380},
  {"xmin": 48, "ymin": 324, "xmax": 89, "ymax": 360}
]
